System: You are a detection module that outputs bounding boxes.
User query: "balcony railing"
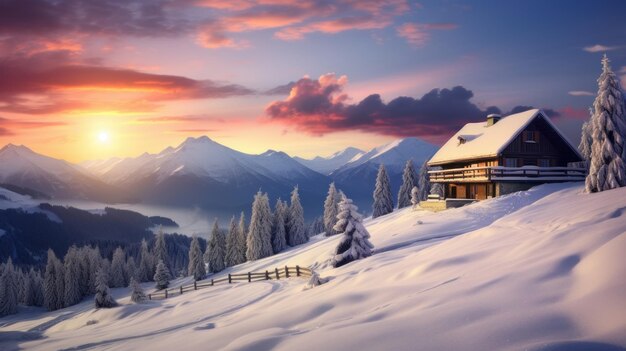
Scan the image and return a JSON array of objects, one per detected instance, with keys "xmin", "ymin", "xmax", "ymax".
[{"xmin": 428, "ymin": 166, "xmax": 587, "ymax": 183}]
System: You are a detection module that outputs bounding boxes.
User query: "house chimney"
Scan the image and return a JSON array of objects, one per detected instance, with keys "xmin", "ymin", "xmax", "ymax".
[{"xmin": 486, "ymin": 113, "xmax": 502, "ymax": 126}]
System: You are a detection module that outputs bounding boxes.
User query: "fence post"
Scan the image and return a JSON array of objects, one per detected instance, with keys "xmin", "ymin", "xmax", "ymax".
[
  {"xmin": 148, "ymin": 294, "xmax": 151, "ymax": 300},
  {"xmin": 275, "ymin": 267, "xmax": 280, "ymax": 280},
  {"xmin": 194, "ymin": 281, "xmax": 197, "ymax": 290},
  {"xmin": 228, "ymin": 274, "xmax": 232, "ymax": 284},
  {"xmin": 265, "ymin": 270, "xmax": 270, "ymax": 280},
  {"xmin": 165, "ymin": 290, "xmax": 168, "ymax": 299},
  {"xmin": 248, "ymin": 272, "xmax": 252, "ymax": 282},
  {"xmin": 180, "ymin": 286, "xmax": 183, "ymax": 295},
  {"xmin": 211, "ymin": 279, "xmax": 214, "ymax": 286},
  {"xmin": 296, "ymin": 265, "xmax": 300, "ymax": 277},
  {"xmin": 285, "ymin": 265, "xmax": 290, "ymax": 278}
]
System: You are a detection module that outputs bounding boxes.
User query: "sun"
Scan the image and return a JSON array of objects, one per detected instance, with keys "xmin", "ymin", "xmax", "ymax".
[{"xmin": 97, "ymin": 131, "xmax": 110, "ymax": 143}]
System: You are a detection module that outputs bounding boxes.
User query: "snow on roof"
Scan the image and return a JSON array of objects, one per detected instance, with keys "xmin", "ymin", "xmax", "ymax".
[{"xmin": 428, "ymin": 109, "xmax": 579, "ymax": 165}]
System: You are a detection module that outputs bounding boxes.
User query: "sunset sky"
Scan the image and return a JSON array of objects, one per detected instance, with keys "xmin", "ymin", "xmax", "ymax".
[{"xmin": 1, "ymin": 0, "xmax": 625, "ymax": 162}]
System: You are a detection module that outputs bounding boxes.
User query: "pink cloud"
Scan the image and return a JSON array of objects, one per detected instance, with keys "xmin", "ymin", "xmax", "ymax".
[{"xmin": 396, "ymin": 22, "xmax": 458, "ymax": 48}]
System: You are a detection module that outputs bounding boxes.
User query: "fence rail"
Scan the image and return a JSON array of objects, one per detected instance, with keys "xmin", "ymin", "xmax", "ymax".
[
  {"xmin": 428, "ymin": 166, "xmax": 587, "ymax": 183},
  {"xmin": 148, "ymin": 265, "xmax": 312, "ymax": 300}
]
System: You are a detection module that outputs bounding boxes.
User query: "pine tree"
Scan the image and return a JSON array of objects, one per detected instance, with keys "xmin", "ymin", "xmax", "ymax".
[
  {"xmin": 225, "ymin": 217, "xmax": 241, "ymax": 267},
  {"xmin": 372, "ymin": 164, "xmax": 393, "ymax": 218},
  {"xmin": 153, "ymin": 259, "xmax": 171, "ymax": 290},
  {"xmin": 94, "ymin": 267, "xmax": 117, "ymax": 308},
  {"xmin": 126, "ymin": 256, "xmax": 137, "ymax": 282},
  {"xmin": 86, "ymin": 247, "xmax": 101, "ymax": 295},
  {"xmin": 110, "ymin": 247, "xmax": 127, "ymax": 288},
  {"xmin": 77, "ymin": 247, "xmax": 91, "ymax": 297},
  {"xmin": 418, "ymin": 161, "xmax": 432, "ymax": 201},
  {"xmin": 63, "ymin": 246, "xmax": 82, "ymax": 307},
  {"xmin": 287, "ymin": 187, "xmax": 308, "ymax": 246},
  {"xmin": 397, "ymin": 160, "xmax": 418, "ymax": 208},
  {"xmin": 44, "ymin": 249, "xmax": 62, "ymax": 311},
  {"xmin": 272, "ymin": 199, "xmax": 287, "ymax": 253},
  {"xmin": 0, "ymin": 259, "xmax": 18, "ymax": 317},
  {"xmin": 138, "ymin": 239, "xmax": 154, "ymax": 282},
  {"xmin": 153, "ymin": 228, "xmax": 170, "ymax": 274},
  {"xmin": 129, "ymin": 277, "xmax": 146, "ymax": 303},
  {"xmin": 24, "ymin": 268, "xmax": 44, "ymax": 307},
  {"xmin": 579, "ymin": 108, "xmax": 594, "ymax": 160},
  {"xmin": 586, "ymin": 54, "xmax": 626, "ymax": 192},
  {"xmin": 188, "ymin": 236, "xmax": 206, "ymax": 280},
  {"xmin": 411, "ymin": 186, "xmax": 420, "ymax": 207},
  {"xmin": 205, "ymin": 219, "xmax": 226, "ymax": 273},
  {"xmin": 332, "ymin": 195, "xmax": 374, "ymax": 268},
  {"xmin": 236, "ymin": 212, "xmax": 248, "ymax": 264},
  {"xmin": 246, "ymin": 192, "xmax": 274, "ymax": 260},
  {"xmin": 308, "ymin": 215, "xmax": 325, "ymax": 237},
  {"xmin": 323, "ymin": 183, "xmax": 342, "ymax": 236}
]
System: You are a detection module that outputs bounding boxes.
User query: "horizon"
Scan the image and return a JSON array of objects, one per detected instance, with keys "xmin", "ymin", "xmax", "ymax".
[{"xmin": 1, "ymin": 0, "xmax": 625, "ymax": 163}]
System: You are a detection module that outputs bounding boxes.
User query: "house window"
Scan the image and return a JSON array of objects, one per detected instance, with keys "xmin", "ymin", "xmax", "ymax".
[
  {"xmin": 523, "ymin": 131, "xmax": 539, "ymax": 143},
  {"xmin": 504, "ymin": 158, "xmax": 518, "ymax": 167},
  {"xmin": 538, "ymin": 159, "xmax": 551, "ymax": 167}
]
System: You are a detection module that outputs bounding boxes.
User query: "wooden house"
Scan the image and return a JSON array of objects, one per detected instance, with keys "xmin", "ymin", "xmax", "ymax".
[{"xmin": 426, "ymin": 109, "xmax": 585, "ymax": 204}]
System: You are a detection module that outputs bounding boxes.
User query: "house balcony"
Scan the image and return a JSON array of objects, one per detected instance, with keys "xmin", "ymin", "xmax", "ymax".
[{"xmin": 428, "ymin": 166, "xmax": 587, "ymax": 183}]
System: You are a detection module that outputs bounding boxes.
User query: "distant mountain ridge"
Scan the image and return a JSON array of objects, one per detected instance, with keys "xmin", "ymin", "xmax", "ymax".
[{"xmin": 294, "ymin": 147, "xmax": 365, "ymax": 175}]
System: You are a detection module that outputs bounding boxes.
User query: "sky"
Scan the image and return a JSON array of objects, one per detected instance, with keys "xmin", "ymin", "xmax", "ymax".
[{"xmin": 0, "ymin": 0, "xmax": 625, "ymax": 163}]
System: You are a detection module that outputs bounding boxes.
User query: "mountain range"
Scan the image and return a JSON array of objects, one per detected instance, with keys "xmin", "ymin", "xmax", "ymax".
[{"xmin": 1, "ymin": 136, "xmax": 439, "ymax": 218}]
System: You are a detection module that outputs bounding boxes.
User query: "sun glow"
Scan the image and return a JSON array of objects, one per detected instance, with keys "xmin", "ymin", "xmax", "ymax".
[{"xmin": 97, "ymin": 131, "xmax": 110, "ymax": 143}]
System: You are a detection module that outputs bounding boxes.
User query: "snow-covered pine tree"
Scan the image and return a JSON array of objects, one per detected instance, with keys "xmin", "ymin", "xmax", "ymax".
[
  {"xmin": 129, "ymin": 277, "xmax": 146, "ymax": 303},
  {"xmin": 153, "ymin": 229, "xmax": 170, "ymax": 274},
  {"xmin": 579, "ymin": 108, "xmax": 594, "ymax": 160},
  {"xmin": 86, "ymin": 247, "xmax": 102, "ymax": 295},
  {"xmin": 63, "ymin": 246, "xmax": 82, "ymax": 307},
  {"xmin": 272, "ymin": 199, "xmax": 287, "ymax": 253},
  {"xmin": 586, "ymin": 54, "xmax": 626, "ymax": 193},
  {"xmin": 308, "ymin": 216, "xmax": 325, "ymax": 237},
  {"xmin": 246, "ymin": 192, "xmax": 274, "ymax": 260},
  {"xmin": 225, "ymin": 216, "xmax": 240, "ymax": 267},
  {"xmin": 110, "ymin": 247, "xmax": 127, "ymax": 288},
  {"xmin": 44, "ymin": 249, "xmax": 62, "ymax": 311},
  {"xmin": 94, "ymin": 267, "xmax": 117, "ymax": 308},
  {"xmin": 430, "ymin": 182, "xmax": 444, "ymax": 198},
  {"xmin": 372, "ymin": 164, "xmax": 393, "ymax": 218},
  {"xmin": 126, "ymin": 256, "xmax": 137, "ymax": 282},
  {"xmin": 0, "ymin": 258, "xmax": 18, "ymax": 317},
  {"xmin": 236, "ymin": 212, "xmax": 248, "ymax": 264},
  {"xmin": 323, "ymin": 183, "xmax": 341, "ymax": 236},
  {"xmin": 188, "ymin": 236, "xmax": 206, "ymax": 280},
  {"xmin": 397, "ymin": 160, "xmax": 418, "ymax": 209},
  {"xmin": 206, "ymin": 219, "xmax": 227, "ymax": 273},
  {"xmin": 138, "ymin": 239, "xmax": 153, "ymax": 282},
  {"xmin": 417, "ymin": 161, "xmax": 432, "ymax": 201},
  {"xmin": 332, "ymin": 195, "xmax": 374, "ymax": 268},
  {"xmin": 153, "ymin": 259, "xmax": 171, "ymax": 290},
  {"xmin": 287, "ymin": 187, "xmax": 308, "ymax": 246},
  {"xmin": 25, "ymin": 268, "xmax": 44, "ymax": 307},
  {"xmin": 77, "ymin": 247, "xmax": 91, "ymax": 297},
  {"xmin": 411, "ymin": 186, "xmax": 420, "ymax": 208}
]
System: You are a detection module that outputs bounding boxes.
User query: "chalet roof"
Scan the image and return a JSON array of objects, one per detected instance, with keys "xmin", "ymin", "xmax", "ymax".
[{"xmin": 428, "ymin": 109, "xmax": 581, "ymax": 166}]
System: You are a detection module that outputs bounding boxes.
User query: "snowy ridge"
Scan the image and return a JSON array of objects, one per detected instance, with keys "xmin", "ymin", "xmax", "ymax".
[
  {"xmin": 3, "ymin": 183, "xmax": 624, "ymax": 350},
  {"xmin": 294, "ymin": 147, "xmax": 365, "ymax": 175}
]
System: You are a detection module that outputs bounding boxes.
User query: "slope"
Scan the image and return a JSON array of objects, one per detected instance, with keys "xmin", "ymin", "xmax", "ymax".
[{"xmin": 2, "ymin": 183, "xmax": 625, "ymax": 351}]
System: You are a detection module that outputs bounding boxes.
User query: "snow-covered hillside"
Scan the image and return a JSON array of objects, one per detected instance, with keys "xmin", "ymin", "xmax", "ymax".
[{"xmin": 2, "ymin": 183, "xmax": 625, "ymax": 351}]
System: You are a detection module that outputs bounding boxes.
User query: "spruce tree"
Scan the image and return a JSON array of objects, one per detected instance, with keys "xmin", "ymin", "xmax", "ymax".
[
  {"xmin": 225, "ymin": 217, "xmax": 241, "ymax": 267},
  {"xmin": 332, "ymin": 195, "xmax": 374, "ymax": 268},
  {"xmin": 138, "ymin": 239, "xmax": 154, "ymax": 282},
  {"xmin": 236, "ymin": 212, "xmax": 248, "ymax": 264},
  {"xmin": 372, "ymin": 164, "xmax": 393, "ymax": 218},
  {"xmin": 188, "ymin": 236, "xmax": 206, "ymax": 280},
  {"xmin": 94, "ymin": 267, "xmax": 117, "ymax": 308},
  {"xmin": 246, "ymin": 192, "xmax": 274, "ymax": 260},
  {"xmin": 153, "ymin": 259, "xmax": 171, "ymax": 290},
  {"xmin": 323, "ymin": 183, "xmax": 341, "ymax": 236},
  {"xmin": 586, "ymin": 54, "xmax": 626, "ymax": 192},
  {"xmin": 24, "ymin": 268, "xmax": 42, "ymax": 306},
  {"xmin": 44, "ymin": 249, "xmax": 62, "ymax": 311},
  {"xmin": 411, "ymin": 186, "xmax": 420, "ymax": 207},
  {"xmin": 206, "ymin": 219, "xmax": 226, "ymax": 273},
  {"xmin": 110, "ymin": 247, "xmax": 127, "ymax": 288},
  {"xmin": 272, "ymin": 199, "xmax": 287, "ymax": 253},
  {"xmin": 86, "ymin": 247, "xmax": 102, "ymax": 295},
  {"xmin": 579, "ymin": 108, "xmax": 593, "ymax": 160},
  {"xmin": 126, "ymin": 256, "xmax": 138, "ymax": 282},
  {"xmin": 417, "ymin": 161, "xmax": 432, "ymax": 201},
  {"xmin": 129, "ymin": 277, "xmax": 146, "ymax": 303},
  {"xmin": 63, "ymin": 246, "xmax": 82, "ymax": 307},
  {"xmin": 287, "ymin": 187, "xmax": 307, "ymax": 246},
  {"xmin": 153, "ymin": 229, "xmax": 170, "ymax": 274},
  {"xmin": 397, "ymin": 160, "xmax": 418, "ymax": 208},
  {"xmin": 0, "ymin": 259, "xmax": 18, "ymax": 317}
]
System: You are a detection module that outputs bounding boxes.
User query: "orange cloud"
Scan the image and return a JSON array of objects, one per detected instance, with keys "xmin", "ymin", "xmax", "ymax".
[{"xmin": 396, "ymin": 22, "xmax": 458, "ymax": 48}]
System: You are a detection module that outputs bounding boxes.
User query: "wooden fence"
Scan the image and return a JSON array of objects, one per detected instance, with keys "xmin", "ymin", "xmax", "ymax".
[{"xmin": 148, "ymin": 265, "xmax": 312, "ymax": 300}]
